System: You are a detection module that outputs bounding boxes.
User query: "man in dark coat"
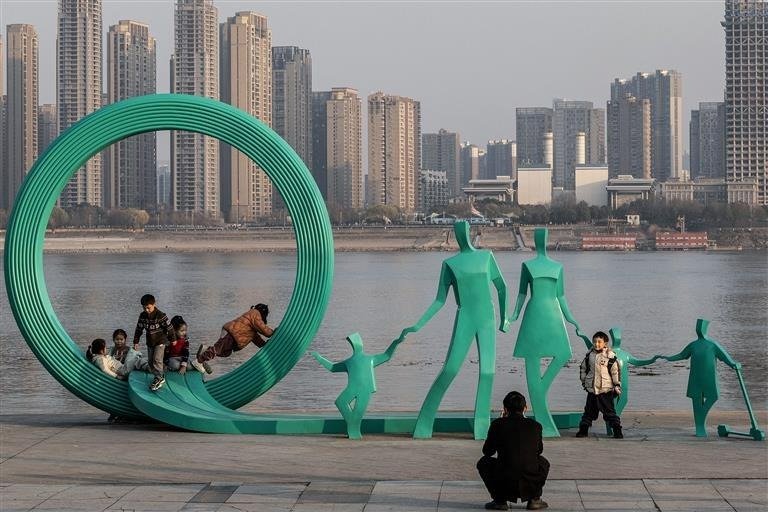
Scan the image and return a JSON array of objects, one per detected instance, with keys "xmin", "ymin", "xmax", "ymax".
[{"xmin": 477, "ymin": 391, "xmax": 550, "ymax": 510}]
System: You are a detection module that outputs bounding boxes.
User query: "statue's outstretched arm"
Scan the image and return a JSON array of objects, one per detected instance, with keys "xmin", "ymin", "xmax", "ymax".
[
  {"xmin": 311, "ymin": 351, "xmax": 345, "ymax": 372},
  {"xmin": 509, "ymin": 264, "xmax": 529, "ymax": 322},
  {"xmin": 714, "ymin": 343, "xmax": 741, "ymax": 370},
  {"xmin": 627, "ymin": 354, "xmax": 660, "ymax": 366},
  {"xmin": 555, "ymin": 267, "xmax": 580, "ymax": 328},
  {"xmin": 660, "ymin": 344, "xmax": 692, "ymax": 362},
  {"xmin": 489, "ymin": 254, "xmax": 510, "ymax": 332},
  {"xmin": 399, "ymin": 262, "xmax": 452, "ymax": 339},
  {"xmin": 373, "ymin": 337, "xmax": 404, "ymax": 366}
]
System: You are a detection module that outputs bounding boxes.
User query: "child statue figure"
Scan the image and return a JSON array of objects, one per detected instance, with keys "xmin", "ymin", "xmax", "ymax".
[
  {"xmin": 311, "ymin": 332, "xmax": 403, "ymax": 439},
  {"xmin": 659, "ymin": 318, "xmax": 741, "ymax": 437},
  {"xmin": 605, "ymin": 327, "xmax": 659, "ymax": 435}
]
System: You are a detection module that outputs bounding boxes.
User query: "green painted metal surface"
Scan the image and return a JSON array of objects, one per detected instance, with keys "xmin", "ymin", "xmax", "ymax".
[
  {"xmin": 128, "ymin": 371, "xmax": 580, "ymax": 434},
  {"xmin": 660, "ymin": 319, "xmax": 762, "ymax": 439},
  {"xmin": 4, "ymin": 94, "xmax": 334, "ymax": 419},
  {"xmin": 311, "ymin": 332, "xmax": 404, "ymax": 439},
  {"xmin": 510, "ymin": 228, "xmax": 586, "ymax": 437},
  {"xmin": 400, "ymin": 221, "xmax": 509, "ymax": 440}
]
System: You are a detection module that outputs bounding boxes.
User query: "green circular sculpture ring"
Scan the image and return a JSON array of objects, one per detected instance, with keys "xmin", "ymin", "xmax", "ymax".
[{"xmin": 4, "ymin": 94, "xmax": 334, "ymax": 418}]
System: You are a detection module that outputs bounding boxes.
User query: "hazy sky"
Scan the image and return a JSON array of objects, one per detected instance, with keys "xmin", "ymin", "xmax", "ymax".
[{"xmin": 1, "ymin": 0, "xmax": 726, "ymax": 162}]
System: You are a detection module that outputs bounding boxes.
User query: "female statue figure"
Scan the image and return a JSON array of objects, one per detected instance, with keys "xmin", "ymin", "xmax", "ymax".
[{"xmin": 510, "ymin": 228, "xmax": 587, "ymax": 437}]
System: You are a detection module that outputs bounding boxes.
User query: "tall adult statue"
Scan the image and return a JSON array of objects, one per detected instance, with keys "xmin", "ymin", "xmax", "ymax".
[
  {"xmin": 510, "ymin": 228, "xmax": 588, "ymax": 437},
  {"xmin": 659, "ymin": 318, "xmax": 741, "ymax": 437},
  {"xmin": 401, "ymin": 221, "xmax": 510, "ymax": 440}
]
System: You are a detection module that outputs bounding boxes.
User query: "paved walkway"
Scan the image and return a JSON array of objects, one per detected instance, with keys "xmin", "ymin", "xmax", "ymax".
[
  {"xmin": 2, "ymin": 479, "xmax": 766, "ymax": 511},
  {"xmin": 1, "ymin": 411, "xmax": 766, "ymax": 511}
]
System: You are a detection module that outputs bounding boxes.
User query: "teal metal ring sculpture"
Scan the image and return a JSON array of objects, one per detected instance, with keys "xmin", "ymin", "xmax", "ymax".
[{"xmin": 4, "ymin": 94, "xmax": 334, "ymax": 418}]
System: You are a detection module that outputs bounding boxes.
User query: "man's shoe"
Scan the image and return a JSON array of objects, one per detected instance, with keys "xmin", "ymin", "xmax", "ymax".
[
  {"xmin": 485, "ymin": 501, "xmax": 509, "ymax": 510},
  {"xmin": 526, "ymin": 497, "xmax": 549, "ymax": 510},
  {"xmin": 149, "ymin": 376, "xmax": 165, "ymax": 391},
  {"xmin": 575, "ymin": 426, "xmax": 589, "ymax": 437},
  {"xmin": 613, "ymin": 426, "xmax": 624, "ymax": 439}
]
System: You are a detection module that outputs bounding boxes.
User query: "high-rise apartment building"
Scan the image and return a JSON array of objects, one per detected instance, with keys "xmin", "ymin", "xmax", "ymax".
[
  {"xmin": 723, "ymin": 0, "xmax": 767, "ymax": 204},
  {"xmin": 37, "ymin": 104, "xmax": 57, "ymax": 155},
  {"xmin": 326, "ymin": 87, "xmax": 363, "ymax": 209},
  {"xmin": 272, "ymin": 47, "xmax": 312, "ymax": 166},
  {"xmin": 607, "ymin": 94, "xmax": 651, "ymax": 179},
  {"xmin": 172, "ymin": 0, "xmax": 218, "ymax": 216},
  {"xmin": 0, "ymin": 35, "xmax": 5, "ymax": 211},
  {"xmin": 516, "ymin": 107, "xmax": 553, "ymax": 166},
  {"xmin": 5, "ymin": 25, "xmax": 38, "ymax": 211},
  {"xmin": 311, "ymin": 91, "xmax": 332, "ymax": 199},
  {"xmin": 552, "ymin": 99, "xmax": 605, "ymax": 190},
  {"xmin": 690, "ymin": 102, "xmax": 726, "ymax": 180},
  {"xmin": 107, "ymin": 20, "xmax": 157, "ymax": 210},
  {"xmin": 485, "ymin": 139, "xmax": 517, "ymax": 180},
  {"xmin": 422, "ymin": 129, "xmax": 461, "ymax": 197},
  {"xmin": 419, "ymin": 169, "xmax": 448, "ymax": 213},
  {"xmin": 220, "ymin": 10, "xmax": 271, "ymax": 222},
  {"xmin": 611, "ymin": 70, "xmax": 683, "ymax": 182},
  {"xmin": 367, "ymin": 92, "xmax": 421, "ymax": 212},
  {"xmin": 157, "ymin": 162, "xmax": 171, "ymax": 206},
  {"xmin": 57, "ymin": 0, "xmax": 102, "ymax": 207},
  {"xmin": 460, "ymin": 142, "xmax": 480, "ymax": 186}
]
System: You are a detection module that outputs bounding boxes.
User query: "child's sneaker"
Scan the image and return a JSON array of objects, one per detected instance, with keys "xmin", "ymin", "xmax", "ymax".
[
  {"xmin": 196, "ymin": 344, "xmax": 208, "ymax": 359},
  {"xmin": 190, "ymin": 358, "xmax": 207, "ymax": 374},
  {"xmin": 202, "ymin": 361, "xmax": 213, "ymax": 374},
  {"xmin": 149, "ymin": 375, "xmax": 166, "ymax": 391}
]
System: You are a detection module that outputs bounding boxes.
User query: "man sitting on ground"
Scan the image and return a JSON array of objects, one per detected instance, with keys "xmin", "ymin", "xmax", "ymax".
[{"xmin": 477, "ymin": 391, "xmax": 550, "ymax": 510}]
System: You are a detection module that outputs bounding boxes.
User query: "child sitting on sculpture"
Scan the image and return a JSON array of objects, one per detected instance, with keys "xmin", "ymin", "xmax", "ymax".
[
  {"xmin": 166, "ymin": 315, "xmax": 211, "ymax": 374},
  {"xmin": 311, "ymin": 332, "xmax": 404, "ymax": 439},
  {"xmin": 86, "ymin": 338, "xmax": 149, "ymax": 380},
  {"xmin": 576, "ymin": 331, "xmax": 623, "ymax": 439},
  {"xmin": 191, "ymin": 303, "xmax": 274, "ymax": 374},
  {"xmin": 109, "ymin": 329, "xmax": 130, "ymax": 364}
]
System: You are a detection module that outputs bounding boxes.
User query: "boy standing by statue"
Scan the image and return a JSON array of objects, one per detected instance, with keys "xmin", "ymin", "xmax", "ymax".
[{"xmin": 576, "ymin": 331, "xmax": 623, "ymax": 439}]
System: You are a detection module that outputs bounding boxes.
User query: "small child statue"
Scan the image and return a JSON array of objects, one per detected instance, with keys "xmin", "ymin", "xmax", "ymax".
[{"xmin": 311, "ymin": 332, "xmax": 404, "ymax": 439}]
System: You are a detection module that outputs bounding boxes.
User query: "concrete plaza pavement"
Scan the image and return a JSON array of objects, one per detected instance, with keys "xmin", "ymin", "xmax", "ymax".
[{"xmin": 1, "ymin": 410, "xmax": 766, "ymax": 511}]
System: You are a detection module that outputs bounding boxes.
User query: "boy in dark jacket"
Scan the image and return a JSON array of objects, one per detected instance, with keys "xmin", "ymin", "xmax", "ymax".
[
  {"xmin": 477, "ymin": 391, "xmax": 550, "ymax": 510},
  {"xmin": 133, "ymin": 294, "xmax": 175, "ymax": 391}
]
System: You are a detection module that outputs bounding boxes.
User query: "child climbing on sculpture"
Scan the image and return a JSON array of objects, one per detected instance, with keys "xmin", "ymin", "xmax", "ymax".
[
  {"xmin": 191, "ymin": 303, "xmax": 274, "ymax": 373},
  {"xmin": 311, "ymin": 332, "xmax": 404, "ymax": 439}
]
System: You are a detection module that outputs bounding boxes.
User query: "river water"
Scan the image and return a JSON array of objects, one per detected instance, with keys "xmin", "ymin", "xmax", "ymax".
[{"xmin": 0, "ymin": 250, "xmax": 766, "ymax": 416}]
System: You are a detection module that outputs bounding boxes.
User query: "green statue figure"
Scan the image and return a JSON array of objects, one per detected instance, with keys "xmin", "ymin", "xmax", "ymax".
[
  {"xmin": 311, "ymin": 332, "xmax": 403, "ymax": 439},
  {"xmin": 659, "ymin": 319, "xmax": 740, "ymax": 437},
  {"xmin": 401, "ymin": 221, "xmax": 509, "ymax": 440},
  {"xmin": 605, "ymin": 327, "xmax": 659, "ymax": 435},
  {"xmin": 510, "ymin": 228, "xmax": 587, "ymax": 437}
]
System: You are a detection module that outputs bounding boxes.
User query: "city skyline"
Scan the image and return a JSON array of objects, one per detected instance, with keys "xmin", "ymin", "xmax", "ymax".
[{"xmin": 1, "ymin": 0, "xmax": 726, "ymax": 160}]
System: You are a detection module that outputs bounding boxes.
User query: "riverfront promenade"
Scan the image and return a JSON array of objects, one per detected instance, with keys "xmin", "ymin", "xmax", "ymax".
[{"xmin": 1, "ymin": 410, "xmax": 766, "ymax": 511}]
